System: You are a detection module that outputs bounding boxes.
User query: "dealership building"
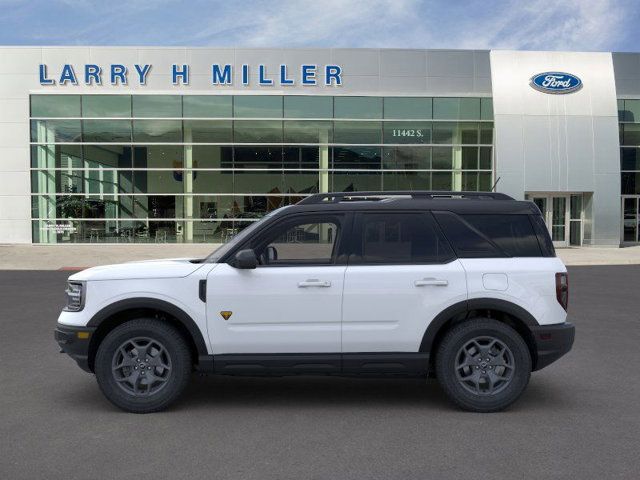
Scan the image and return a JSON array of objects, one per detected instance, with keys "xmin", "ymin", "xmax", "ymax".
[{"xmin": 0, "ymin": 47, "xmax": 639, "ymax": 247}]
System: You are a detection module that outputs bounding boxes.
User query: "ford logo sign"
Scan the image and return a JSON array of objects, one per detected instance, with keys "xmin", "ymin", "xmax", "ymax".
[{"xmin": 530, "ymin": 72, "xmax": 582, "ymax": 94}]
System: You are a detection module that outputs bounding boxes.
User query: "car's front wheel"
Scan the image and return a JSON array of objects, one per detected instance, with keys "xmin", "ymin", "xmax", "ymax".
[
  {"xmin": 95, "ymin": 319, "xmax": 192, "ymax": 413},
  {"xmin": 435, "ymin": 318, "xmax": 532, "ymax": 412}
]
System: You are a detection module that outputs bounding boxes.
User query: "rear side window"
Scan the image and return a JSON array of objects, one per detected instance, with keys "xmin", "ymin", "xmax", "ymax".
[
  {"xmin": 433, "ymin": 211, "xmax": 503, "ymax": 258},
  {"xmin": 351, "ymin": 212, "xmax": 455, "ymax": 264},
  {"xmin": 461, "ymin": 214, "xmax": 543, "ymax": 257},
  {"xmin": 530, "ymin": 214, "xmax": 556, "ymax": 257}
]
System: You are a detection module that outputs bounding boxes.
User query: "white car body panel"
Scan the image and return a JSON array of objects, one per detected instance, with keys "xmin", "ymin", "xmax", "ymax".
[
  {"xmin": 460, "ymin": 257, "xmax": 567, "ymax": 326},
  {"xmin": 206, "ymin": 263, "xmax": 345, "ymax": 354},
  {"xmin": 341, "ymin": 260, "xmax": 468, "ymax": 352},
  {"xmin": 68, "ymin": 258, "xmax": 205, "ymax": 281}
]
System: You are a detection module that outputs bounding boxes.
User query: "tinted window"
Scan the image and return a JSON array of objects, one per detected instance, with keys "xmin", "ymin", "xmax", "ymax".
[
  {"xmin": 433, "ymin": 211, "xmax": 502, "ymax": 258},
  {"xmin": 353, "ymin": 213, "xmax": 454, "ymax": 264},
  {"xmin": 461, "ymin": 214, "xmax": 542, "ymax": 257},
  {"xmin": 253, "ymin": 216, "xmax": 342, "ymax": 265},
  {"xmin": 530, "ymin": 214, "xmax": 556, "ymax": 257}
]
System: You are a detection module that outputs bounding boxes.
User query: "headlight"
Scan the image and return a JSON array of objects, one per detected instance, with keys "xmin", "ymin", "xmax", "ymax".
[{"xmin": 63, "ymin": 281, "xmax": 85, "ymax": 312}]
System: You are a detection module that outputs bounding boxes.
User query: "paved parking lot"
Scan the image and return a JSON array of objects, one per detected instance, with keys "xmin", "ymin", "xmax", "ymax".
[{"xmin": 1, "ymin": 266, "xmax": 639, "ymax": 479}]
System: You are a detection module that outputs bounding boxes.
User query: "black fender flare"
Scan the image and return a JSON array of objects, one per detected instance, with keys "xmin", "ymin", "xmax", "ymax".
[
  {"xmin": 87, "ymin": 297, "xmax": 208, "ymax": 356},
  {"xmin": 419, "ymin": 298, "xmax": 539, "ymax": 353}
]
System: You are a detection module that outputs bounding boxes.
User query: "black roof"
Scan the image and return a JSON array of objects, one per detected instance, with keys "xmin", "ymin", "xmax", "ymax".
[{"xmin": 284, "ymin": 191, "xmax": 540, "ymax": 215}]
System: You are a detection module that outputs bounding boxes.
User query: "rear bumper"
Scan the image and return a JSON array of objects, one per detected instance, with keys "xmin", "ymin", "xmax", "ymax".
[
  {"xmin": 531, "ymin": 322, "xmax": 575, "ymax": 371},
  {"xmin": 54, "ymin": 324, "xmax": 96, "ymax": 373}
]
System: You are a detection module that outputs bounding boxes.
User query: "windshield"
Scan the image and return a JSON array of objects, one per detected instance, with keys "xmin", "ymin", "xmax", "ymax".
[{"xmin": 205, "ymin": 206, "xmax": 292, "ymax": 263}]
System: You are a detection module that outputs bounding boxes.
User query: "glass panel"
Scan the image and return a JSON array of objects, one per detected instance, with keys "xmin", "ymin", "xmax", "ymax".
[
  {"xmin": 383, "ymin": 122, "xmax": 431, "ymax": 144},
  {"xmin": 432, "ymin": 147, "xmax": 453, "ymax": 169},
  {"xmin": 183, "ymin": 120, "xmax": 232, "ymax": 143},
  {"xmin": 82, "ymin": 95, "xmax": 131, "ymax": 117},
  {"xmin": 333, "ymin": 147, "xmax": 381, "ymax": 170},
  {"xmin": 262, "ymin": 220, "xmax": 339, "ymax": 264},
  {"xmin": 234, "ymin": 120, "xmax": 282, "ymax": 143},
  {"xmin": 462, "ymin": 214, "xmax": 542, "ymax": 256},
  {"xmin": 84, "ymin": 145, "xmax": 132, "ymax": 169},
  {"xmin": 234, "ymin": 171, "xmax": 284, "ymax": 194},
  {"xmin": 132, "ymin": 95, "xmax": 181, "ymax": 117},
  {"xmin": 382, "ymin": 147, "xmax": 431, "ymax": 170},
  {"xmin": 191, "ymin": 145, "xmax": 232, "ymax": 168},
  {"xmin": 624, "ymin": 100, "xmax": 640, "ymax": 123},
  {"xmin": 183, "ymin": 96, "xmax": 232, "ymax": 118},
  {"xmin": 284, "ymin": 96, "xmax": 332, "ymax": 118},
  {"xmin": 331, "ymin": 171, "xmax": 382, "ymax": 191},
  {"xmin": 621, "ymin": 148, "xmax": 640, "ymax": 171},
  {"xmin": 31, "ymin": 120, "xmax": 82, "ymax": 142},
  {"xmin": 283, "ymin": 168, "xmax": 319, "ymax": 194},
  {"xmin": 382, "ymin": 171, "xmax": 430, "ymax": 190},
  {"xmin": 383, "ymin": 97, "xmax": 432, "ymax": 119},
  {"xmin": 432, "ymin": 171, "xmax": 452, "ymax": 190},
  {"xmin": 479, "ymin": 122, "xmax": 493, "ymax": 144},
  {"xmin": 432, "ymin": 123, "xmax": 455, "ymax": 144},
  {"xmin": 552, "ymin": 197, "xmax": 566, "ymax": 241},
  {"xmin": 283, "ymin": 147, "xmax": 322, "ymax": 169},
  {"xmin": 623, "ymin": 124, "xmax": 640, "ymax": 145},
  {"xmin": 433, "ymin": 98, "xmax": 480, "ymax": 120},
  {"xmin": 480, "ymin": 98, "xmax": 493, "ymax": 120},
  {"xmin": 233, "ymin": 96, "xmax": 282, "ymax": 118},
  {"xmin": 82, "ymin": 120, "xmax": 132, "ymax": 142},
  {"xmin": 191, "ymin": 170, "xmax": 234, "ymax": 194},
  {"xmin": 31, "ymin": 144, "xmax": 82, "ymax": 169},
  {"xmin": 31, "ymin": 95, "xmax": 81, "ymax": 117},
  {"xmin": 461, "ymin": 147, "xmax": 478, "ymax": 169},
  {"xmin": 132, "ymin": 145, "xmax": 183, "ymax": 169},
  {"xmin": 334, "ymin": 97, "xmax": 382, "ymax": 119},
  {"xmin": 618, "ymin": 99, "xmax": 626, "ymax": 121},
  {"xmin": 570, "ymin": 194, "xmax": 582, "ymax": 220},
  {"xmin": 134, "ymin": 170, "xmax": 184, "ymax": 194},
  {"xmin": 479, "ymin": 147, "xmax": 492, "ymax": 169},
  {"xmin": 234, "ymin": 146, "xmax": 283, "ymax": 169},
  {"xmin": 461, "ymin": 171, "xmax": 478, "ymax": 190},
  {"xmin": 623, "ymin": 198, "xmax": 638, "ymax": 242},
  {"xmin": 478, "ymin": 172, "xmax": 492, "ymax": 191},
  {"xmin": 356, "ymin": 213, "xmax": 453, "ymax": 264},
  {"xmin": 570, "ymin": 221, "xmax": 581, "ymax": 246},
  {"xmin": 460, "ymin": 123, "xmax": 480, "ymax": 144},
  {"xmin": 283, "ymin": 121, "xmax": 332, "ymax": 143},
  {"xmin": 132, "ymin": 120, "xmax": 182, "ymax": 142},
  {"xmin": 621, "ymin": 172, "xmax": 640, "ymax": 194},
  {"xmin": 333, "ymin": 121, "xmax": 381, "ymax": 144}
]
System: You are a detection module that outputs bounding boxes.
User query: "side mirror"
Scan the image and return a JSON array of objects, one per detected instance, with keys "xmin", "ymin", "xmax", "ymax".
[{"xmin": 234, "ymin": 249, "xmax": 258, "ymax": 269}]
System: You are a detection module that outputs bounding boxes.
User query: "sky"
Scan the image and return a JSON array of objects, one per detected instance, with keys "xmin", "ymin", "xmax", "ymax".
[{"xmin": 0, "ymin": 0, "xmax": 638, "ymax": 52}]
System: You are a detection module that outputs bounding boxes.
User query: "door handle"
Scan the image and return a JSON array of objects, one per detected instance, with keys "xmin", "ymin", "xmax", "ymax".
[
  {"xmin": 414, "ymin": 278, "xmax": 448, "ymax": 287},
  {"xmin": 298, "ymin": 279, "xmax": 332, "ymax": 288}
]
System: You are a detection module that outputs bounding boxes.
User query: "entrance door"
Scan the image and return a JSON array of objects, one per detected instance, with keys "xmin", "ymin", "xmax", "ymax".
[
  {"xmin": 527, "ymin": 193, "xmax": 583, "ymax": 247},
  {"xmin": 622, "ymin": 196, "xmax": 639, "ymax": 244}
]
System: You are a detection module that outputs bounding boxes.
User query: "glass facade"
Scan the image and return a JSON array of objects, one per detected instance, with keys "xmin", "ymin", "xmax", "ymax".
[
  {"xmin": 619, "ymin": 99, "xmax": 640, "ymax": 243},
  {"xmin": 30, "ymin": 94, "xmax": 494, "ymax": 243}
]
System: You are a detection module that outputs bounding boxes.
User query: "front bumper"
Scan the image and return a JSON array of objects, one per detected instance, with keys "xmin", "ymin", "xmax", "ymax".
[
  {"xmin": 531, "ymin": 322, "xmax": 575, "ymax": 371},
  {"xmin": 54, "ymin": 324, "xmax": 96, "ymax": 373}
]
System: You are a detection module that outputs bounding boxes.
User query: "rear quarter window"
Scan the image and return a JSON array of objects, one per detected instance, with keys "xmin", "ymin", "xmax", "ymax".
[{"xmin": 461, "ymin": 214, "xmax": 543, "ymax": 257}]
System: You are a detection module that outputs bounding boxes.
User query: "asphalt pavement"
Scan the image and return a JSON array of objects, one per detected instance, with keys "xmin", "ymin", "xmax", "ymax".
[{"xmin": 1, "ymin": 266, "xmax": 639, "ymax": 479}]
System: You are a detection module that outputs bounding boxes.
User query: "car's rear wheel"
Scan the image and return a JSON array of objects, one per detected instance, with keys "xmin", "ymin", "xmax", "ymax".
[
  {"xmin": 95, "ymin": 319, "xmax": 192, "ymax": 413},
  {"xmin": 435, "ymin": 318, "xmax": 531, "ymax": 412}
]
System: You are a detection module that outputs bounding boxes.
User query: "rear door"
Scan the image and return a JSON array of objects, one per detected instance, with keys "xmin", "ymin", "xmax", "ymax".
[{"xmin": 341, "ymin": 211, "xmax": 467, "ymax": 354}]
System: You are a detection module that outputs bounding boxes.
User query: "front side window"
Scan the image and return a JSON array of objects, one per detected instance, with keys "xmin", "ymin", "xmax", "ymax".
[
  {"xmin": 352, "ymin": 212, "xmax": 454, "ymax": 264},
  {"xmin": 253, "ymin": 216, "xmax": 341, "ymax": 266}
]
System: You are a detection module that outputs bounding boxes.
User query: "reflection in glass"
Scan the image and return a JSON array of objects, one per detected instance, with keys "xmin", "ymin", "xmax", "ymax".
[
  {"xmin": 132, "ymin": 95, "xmax": 181, "ymax": 117},
  {"xmin": 382, "ymin": 147, "xmax": 430, "ymax": 170},
  {"xmin": 31, "ymin": 95, "xmax": 81, "ymax": 117},
  {"xmin": 31, "ymin": 120, "xmax": 82, "ymax": 143},
  {"xmin": 234, "ymin": 96, "xmax": 282, "ymax": 118},
  {"xmin": 83, "ymin": 95, "xmax": 131, "ymax": 117},
  {"xmin": 133, "ymin": 120, "xmax": 182, "ymax": 142},
  {"xmin": 183, "ymin": 96, "xmax": 232, "ymax": 118},
  {"xmin": 183, "ymin": 120, "xmax": 232, "ymax": 143},
  {"xmin": 334, "ymin": 97, "xmax": 382, "ymax": 119},
  {"xmin": 284, "ymin": 96, "xmax": 333, "ymax": 118},
  {"xmin": 383, "ymin": 97, "xmax": 432, "ymax": 119},
  {"xmin": 283, "ymin": 121, "xmax": 332, "ymax": 143},
  {"xmin": 333, "ymin": 147, "xmax": 381, "ymax": 170},
  {"xmin": 333, "ymin": 121, "xmax": 381, "ymax": 144},
  {"xmin": 234, "ymin": 120, "xmax": 282, "ymax": 143},
  {"xmin": 83, "ymin": 120, "xmax": 132, "ymax": 142}
]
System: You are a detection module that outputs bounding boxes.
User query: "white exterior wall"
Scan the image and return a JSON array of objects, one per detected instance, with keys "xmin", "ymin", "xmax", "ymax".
[{"xmin": 490, "ymin": 50, "xmax": 621, "ymax": 246}]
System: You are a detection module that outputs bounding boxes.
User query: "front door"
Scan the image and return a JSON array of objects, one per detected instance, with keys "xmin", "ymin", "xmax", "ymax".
[
  {"xmin": 206, "ymin": 214, "xmax": 346, "ymax": 354},
  {"xmin": 341, "ymin": 212, "xmax": 467, "ymax": 355}
]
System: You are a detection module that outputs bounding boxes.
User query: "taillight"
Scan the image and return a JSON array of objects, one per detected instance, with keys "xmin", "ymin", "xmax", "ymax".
[{"xmin": 555, "ymin": 272, "xmax": 569, "ymax": 311}]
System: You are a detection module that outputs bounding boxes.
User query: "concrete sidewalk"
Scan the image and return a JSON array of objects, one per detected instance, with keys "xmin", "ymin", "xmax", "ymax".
[{"xmin": 2, "ymin": 243, "xmax": 640, "ymax": 270}]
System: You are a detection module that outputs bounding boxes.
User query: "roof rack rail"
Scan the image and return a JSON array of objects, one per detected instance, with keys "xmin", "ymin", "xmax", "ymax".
[{"xmin": 297, "ymin": 191, "xmax": 514, "ymax": 205}]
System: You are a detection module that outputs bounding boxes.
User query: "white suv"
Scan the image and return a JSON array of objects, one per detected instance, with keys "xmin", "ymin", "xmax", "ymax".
[{"xmin": 55, "ymin": 191, "xmax": 575, "ymax": 413}]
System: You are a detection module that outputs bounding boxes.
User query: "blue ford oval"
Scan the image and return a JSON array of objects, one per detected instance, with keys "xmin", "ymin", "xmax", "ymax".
[{"xmin": 530, "ymin": 72, "xmax": 582, "ymax": 94}]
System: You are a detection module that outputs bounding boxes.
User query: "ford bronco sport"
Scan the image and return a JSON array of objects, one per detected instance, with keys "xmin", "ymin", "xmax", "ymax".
[{"xmin": 55, "ymin": 191, "xmax": 575, "ymax": 413}]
